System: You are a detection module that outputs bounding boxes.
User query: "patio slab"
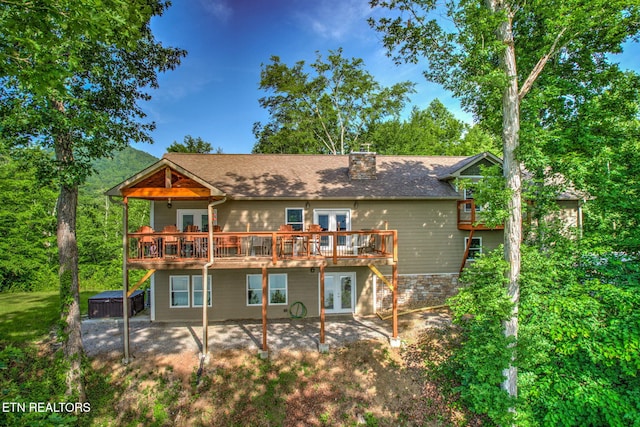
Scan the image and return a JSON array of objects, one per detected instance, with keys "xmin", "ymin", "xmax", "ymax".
[{"xmin": 81, "ymin": 315, "xmax": 394, "ymax": 359}]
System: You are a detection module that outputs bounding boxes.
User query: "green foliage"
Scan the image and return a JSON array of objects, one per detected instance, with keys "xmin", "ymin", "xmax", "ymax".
[
  {"xmin": 167, "ymin": 135, "xmax": 221, "ymax": 154},
  {"xmin": 448, "ymin": 249, "xmax": 515, "ymax": 425},
  {"xmin": 450, "ymin": 243, "xmax": 640, "ymax": 425},
  {"xmin": 368, "ymin": 100, "xmax": 501, "ymax": 155},
  {"xmin": 253, "ymin": 48, "xmax": 415, "ymax": 154},
  {"xmin": 370, "ymin": 0, "xmax": 639, "ymax": 136},
  {"xmin": 0, "ymin": 155, "xmax": 57, "ymax": 291},
  {"xmin": 1, "ymin": 1, "xmax": 185, "ymax": 188},
  {"xmin": 459, "ymin": 165, "xmax": 511, "ymax": 229},
  {"xmin": 0, "ymin": 146, "xmax": 153, "ymax": 292},
  {"xmin": 518, "ymin": 246, "xmax": 640, "ymax": 426},
  {"xmin": 0, "ymin": 344, "xmax": 77, "ymax": 426}
]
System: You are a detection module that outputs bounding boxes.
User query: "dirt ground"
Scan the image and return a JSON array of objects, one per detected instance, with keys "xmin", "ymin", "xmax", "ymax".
[{"xmin": 82, "ymin": 309, "xmax": 485, "ymax": 426}]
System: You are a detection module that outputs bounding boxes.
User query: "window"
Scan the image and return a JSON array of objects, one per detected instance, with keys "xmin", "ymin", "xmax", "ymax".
[
  {"xmin": 170, "ymin": 276, "xmax": 190, "ymax": 307},
  {"xmin": 285, "ymin": 208, "xmax": 304, "ymax": 231},
  {"xmin": 247, "ymin": 275, "xmax": 262, "ymax": 306},
  {"xmin": 192, "ymin": 275, "xmax": 212, "ymax": 307},
  {"xmin": 246, "ymin": 274, "xmax": 288, "ymax": 306},
  {"xmin": 465, "ymin": 237, "xmax": 482, "ymax": 260},
  {"xmin": 268, "ymin": 274, "xmax": 288, "ymax": 305},
  {"xmin": 463, "ymin": 188, "xmax": 482, "ymax": 212}
]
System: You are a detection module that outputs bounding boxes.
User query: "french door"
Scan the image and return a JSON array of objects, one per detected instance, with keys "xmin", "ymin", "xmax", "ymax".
[
  {"xmin": 314, "ymin": 209, "xmax": 350, "ymax": 250},
  {"xmin": 323, "ymin": 272, "xmax": 356, "ymax": 314},
  {"xmin": 177, "ymin": 209, "xmax": 209, "ymax": 232}
]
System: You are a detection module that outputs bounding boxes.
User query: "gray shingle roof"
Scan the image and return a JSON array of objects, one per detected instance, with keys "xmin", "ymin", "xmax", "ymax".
[{"xmin": 162, "ymin": 153, "xmax": 470, "ymax": 200}]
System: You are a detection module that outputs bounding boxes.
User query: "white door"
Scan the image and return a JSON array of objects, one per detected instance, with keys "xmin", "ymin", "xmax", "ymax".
[
  {"xmin": 314, "ymin": 209, "xmax": 350, "ymax": 251},
  {"xmin": 323, "ymin": 272, "xmax": 356, "ymax": 314}
]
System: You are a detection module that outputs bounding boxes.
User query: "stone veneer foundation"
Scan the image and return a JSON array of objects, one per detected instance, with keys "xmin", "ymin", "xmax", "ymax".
[{"xmin": 376, "ymin": 273, "xmax": 460, "ymax": 312}]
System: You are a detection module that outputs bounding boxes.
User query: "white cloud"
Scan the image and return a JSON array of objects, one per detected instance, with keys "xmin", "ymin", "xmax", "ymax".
[
  {"xmin": 198, "ymin": 0, "xmax": 233, "ymax": 21},
  {"xmin": 296, "ymin": 0, "xmax": 373, "ymax": 41}
]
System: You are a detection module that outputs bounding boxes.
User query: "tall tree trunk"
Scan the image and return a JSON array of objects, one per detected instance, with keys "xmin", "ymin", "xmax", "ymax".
[
  {"xmin": 53, "ymin": 100, "xmax": 85, "ymax": 401},
  {"xmin": 57, "ymin": 181, "xmax": 85, "ymax": 401},
  {"xmin": 490, "ymin": 0, "xmax": 521, "ymax": 401}
]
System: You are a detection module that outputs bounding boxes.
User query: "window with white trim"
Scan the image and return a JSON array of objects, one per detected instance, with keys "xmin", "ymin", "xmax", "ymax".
[
  {"xmin": 285, "ymin": 208, "xmax": 304, "ymax": 231},
  {"xmin": 463, "ymin": 188, "xmax": 483, "ymax": 212},
  {"xmin": 247, "ymin": 275, "xmax": 262, "ymax": 306},
  {"xmin": 268, "ymin": 273, "xmax": 288, "ymax": 305},
  {"xmin": 464, "ymin": 237, "xmax": 482, "ymax": 260},
  {"xmin": 246, "ymin": 273, "xmax": 288, "ymax": 306},
  {"xmin": 170, "ymin": 276, "xmax": 190, "ymax": 307},
  {"xmin": 192, "ymin": 275, "xmax": 212, "ymax": 307}
]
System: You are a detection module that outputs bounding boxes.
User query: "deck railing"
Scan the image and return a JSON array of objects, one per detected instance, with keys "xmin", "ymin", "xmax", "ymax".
[
  {"xmin": 457, "ymin": 199, "xmax": 504, "ymax": 230},
  {"xmin": 127, "ymin": 229, "xmax": 397, "ymax": 264}
]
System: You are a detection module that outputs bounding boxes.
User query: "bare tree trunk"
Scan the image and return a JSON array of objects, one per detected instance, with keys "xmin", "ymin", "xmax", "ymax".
[
  {"xmin": 488, "ymin": 0, "xmax": 521, "ymax": 402},
  {"xmin": 53, "ymin": 100, "xmax": 85, "ymax": 401},
  {"xmin": 499, "ymin": 8, "xmax": 521, "ymax": 401}
]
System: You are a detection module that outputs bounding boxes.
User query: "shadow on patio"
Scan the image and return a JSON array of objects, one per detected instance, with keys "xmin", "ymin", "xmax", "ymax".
[{"xmin": 81, "ymin": 315, "xmax": 393, "ymax": 358}]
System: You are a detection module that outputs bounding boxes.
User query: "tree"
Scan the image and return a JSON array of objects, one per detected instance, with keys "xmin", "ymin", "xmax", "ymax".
[
  {"xmin": 0, "ymin": 1, "xmax": 185, "ymax": 399},
  {"xmin": 367, "ymin": 99, "xmax": 500, "ymax": 155},
  {"xmin": 253, "ymin": 48, "xmax": 415, "ymax": 154},
  {"xmin": 0, "ymin": 152, "xmax": 57, "ymax": 291},
  {"xmin": 167, "ymin": 135, "xmax": 221, "ymax": 154},
  {"xmin": 370, "ymin": 0, "xmax": 640, "ymax": 420}
]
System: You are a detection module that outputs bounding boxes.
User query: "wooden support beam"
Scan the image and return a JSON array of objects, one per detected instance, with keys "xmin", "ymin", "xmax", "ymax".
[
  {"xmin": 271, "ymin": 233, "xmax": 278, "ymax": 265},
  {"xmin": 320, "ymin": 265, "xmax": 325, "ymax": 344},
  {"xmin": 127, "ymin": 269, "xmax": 155, "ymax": 297},
  {"xmin": 165, "ymin": 167, "xmax": 172, "ymax": 188},
  {"xmin": 122, "ymin": 187, "xmax": 211, "ymax": 198},
  {"xmin": 377, "ymin": 304, "xmax": 449, "ymax": 321},
  {"xmin": 261, "ymin": 267, "xmax": 268, "ymax": 352},
  {"xmin": 460, "ymin": 229, "xmax": 475, "ymax": 274},
  {"xmin": 368, "ymin": 264, "xmax": 393, "ymax": 290},
  {"xmin": 392, "ymin": 263, "xmax": 398, "ymax": 339}
]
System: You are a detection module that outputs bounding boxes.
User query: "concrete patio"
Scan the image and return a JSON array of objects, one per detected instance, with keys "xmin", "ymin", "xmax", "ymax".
[{"xmin": 81, "ymin": 314, "xmax": 395, "ymax": 359}]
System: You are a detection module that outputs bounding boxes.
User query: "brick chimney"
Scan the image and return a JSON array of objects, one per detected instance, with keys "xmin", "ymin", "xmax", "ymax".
[{"xmin": 349, "ymin": 151, "xmax": 377, "ymax": 180}]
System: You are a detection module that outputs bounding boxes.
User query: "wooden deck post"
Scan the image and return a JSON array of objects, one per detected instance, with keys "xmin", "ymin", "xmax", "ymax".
[
  {"xmin": 460, "ymin": 229, "xmax": 475, "ymax": 274},
  {"xmin": 392, "ymin": 263, "xmax": 398, "ymax": 339},
  {"xmin": 122, "ymin": 197, "xmax": 130, "ymax": 363},
  {"xmin": 261, "ymin": 267, "xmax": 268, "ymax": 354},
  {"xmin": 320, "ymin": 265, "xmax": 325, "ymax": 344}
]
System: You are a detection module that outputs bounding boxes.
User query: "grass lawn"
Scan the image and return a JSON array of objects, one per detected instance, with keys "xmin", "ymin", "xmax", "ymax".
[{"xmin": 0, "ymin": 290, "xmax": 102, "ymax": 344}]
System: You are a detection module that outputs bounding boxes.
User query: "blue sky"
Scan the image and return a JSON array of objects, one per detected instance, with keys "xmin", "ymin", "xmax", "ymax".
[{"xmin": 134, "ymin": 0, "xmax": 640, "ymax": 158}]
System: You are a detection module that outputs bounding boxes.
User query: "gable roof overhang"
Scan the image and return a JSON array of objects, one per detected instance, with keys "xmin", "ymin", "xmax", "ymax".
[
  {"xmin": 437, "ymin": 152, "xmax": 502, "ymax": 181},
  {"xmin": 105, "ymin": 158, "xmax": 225, "ymax": 200}
]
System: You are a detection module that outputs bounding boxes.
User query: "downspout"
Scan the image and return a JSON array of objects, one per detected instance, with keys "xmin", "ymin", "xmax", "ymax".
[{"xmin": 201, "ymin": 197, "xmax": 227, "ymax": 361}]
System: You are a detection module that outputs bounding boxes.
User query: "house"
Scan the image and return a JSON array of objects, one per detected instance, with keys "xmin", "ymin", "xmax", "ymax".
[{"xmin": 106, "ymin": 151, "xmax": 581, "ymax": 357}]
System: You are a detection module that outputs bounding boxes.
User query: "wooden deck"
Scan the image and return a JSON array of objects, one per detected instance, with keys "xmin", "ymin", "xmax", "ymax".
[{"xmin": 127, "ymin": 229, "xmax": 397, "ymax": 270}]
